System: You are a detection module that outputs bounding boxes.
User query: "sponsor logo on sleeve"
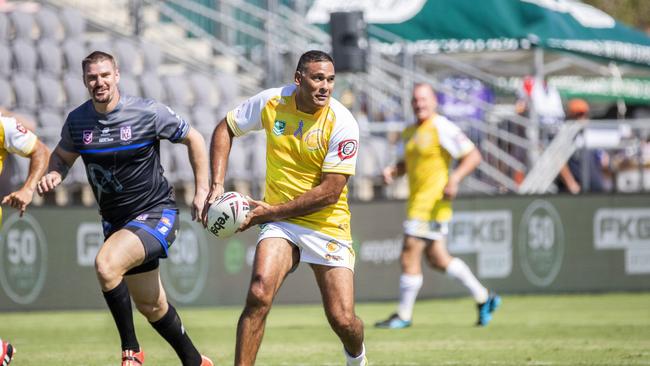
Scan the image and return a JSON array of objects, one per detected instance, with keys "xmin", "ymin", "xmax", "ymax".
[
  {"xmin": 15, "ymin": 122, "xmax": 27, "ymax": 134},
  {"xmin": 338, "ymin": 139, "xmax": 358, "ymax": 160}
]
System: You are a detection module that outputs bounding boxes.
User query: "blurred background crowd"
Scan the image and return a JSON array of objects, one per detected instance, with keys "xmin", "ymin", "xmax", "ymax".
[{"xmin": 1, "ymin": 0, "xmax": 649, "ymax": 206}]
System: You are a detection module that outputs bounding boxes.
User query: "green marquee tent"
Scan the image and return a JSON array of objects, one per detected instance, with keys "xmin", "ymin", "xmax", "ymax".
[{"xmin": 307, "ymin": 0, "xmax": 650, "ymax": 67}]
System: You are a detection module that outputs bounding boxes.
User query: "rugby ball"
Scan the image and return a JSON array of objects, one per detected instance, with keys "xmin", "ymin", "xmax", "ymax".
[{"xmin": 206, "ymin": 191, "xmax": 250, "ymax": 238}]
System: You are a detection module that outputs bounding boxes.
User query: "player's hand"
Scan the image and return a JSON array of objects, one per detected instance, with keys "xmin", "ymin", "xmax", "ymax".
[
  {"xmin": 567, "ymin": 181, "xmax": 581, "ymax": 195},
  {"xmin": 443, "ymin": 178, "xmax": 460, "ymax": 200},
  {"xmin": 201, "ymin": 182, "xmax": 225, "ymax": 227},
  {"xmin": 37, "ymin": 172, "xmax": 62, "ymax": 196},
  {"xmin": 238, "ymin": 197, "xmax": 273, "ymax": 232},
  {"xmin": 191, "ymin": 186, "xmax": 209, "ymax": 222},
  {"xmin": 383, "ymin": 165, "xmax": 397, "ymax": 185},
  {"xmin": 1, "ymin": 187, "xmax": 34, "ymax": 217}
]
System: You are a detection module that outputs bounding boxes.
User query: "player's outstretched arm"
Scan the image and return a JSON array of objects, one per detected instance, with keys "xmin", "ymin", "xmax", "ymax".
[
  {"xmin": 181, "ymin": 126, "xmax": 210, "ymax": 222},
  {"xmin": 1, "ymin": 139, "xmax": 49, "ymax": 216},
  {"xmin": 239, "ymin": 172, "xmax": 349, "ymax": 232},
  {"xmin": 37, "ymin": 144, "xmax": 79, "ymax": 195},
  {"xmin": 202, "ymin": 118, "xmax": 235, "ymax": 225},
  {"xmin": 444, "ymin": 147, "xmax": 482, "ymax": 199}
]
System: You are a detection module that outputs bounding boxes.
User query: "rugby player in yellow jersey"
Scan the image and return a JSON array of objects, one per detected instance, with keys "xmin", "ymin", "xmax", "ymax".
[
  {"xmin": 0, "ymin": 110, "xmax": 49, "ymax": 365},
  {"xmin": 375, "ymin": 83, "xmax": 501, "ymax": 329},
  {"xmin": 203, "ymin": 50, "xmax": 367, "ymax": 366}
]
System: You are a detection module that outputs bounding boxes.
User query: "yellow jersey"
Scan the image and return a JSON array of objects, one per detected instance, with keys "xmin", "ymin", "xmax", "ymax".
[
  {"xmin": 227, "ymin": 85, "xmax": 359, "ymax": 241},
  {"xmin": 401, "ymin": 114, "xmax": 474, "ymax": 222},
  {"xmin": 0, "ymin": 113, "xmax": 37, "ymax": 225}
]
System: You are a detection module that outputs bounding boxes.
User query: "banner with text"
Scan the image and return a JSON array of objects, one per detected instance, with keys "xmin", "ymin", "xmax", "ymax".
[{"xmin": 1, "ymin": 195, "xmax": 648, "ymax": 311}]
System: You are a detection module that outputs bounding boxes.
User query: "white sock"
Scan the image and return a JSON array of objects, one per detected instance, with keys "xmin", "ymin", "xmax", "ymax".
[
  {"xmin": 397, "ymin": 273, "xmax": 423, "ymax": 321},
  {"xmin": 344, "ymin": 343, "xmax": 367, "ymax": 366},
  {"xmin": 445, "ymin": 257, "xmax": 489, "ymax": 303}
]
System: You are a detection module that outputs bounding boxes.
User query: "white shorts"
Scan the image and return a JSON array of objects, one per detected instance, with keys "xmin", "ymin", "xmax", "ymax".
[
  {"xmin": 403, "ymin": 219, "xmax": 449, "ymax": 241},
  {"xmin": 257, "ymin": 221, "xmax": 355, "ymax": 272}
]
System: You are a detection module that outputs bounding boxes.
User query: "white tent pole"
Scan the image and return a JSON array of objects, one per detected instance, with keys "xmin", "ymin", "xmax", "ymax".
[{"xmin": 528, "ymin": 46, "xmax": 544, "ymax": 165}]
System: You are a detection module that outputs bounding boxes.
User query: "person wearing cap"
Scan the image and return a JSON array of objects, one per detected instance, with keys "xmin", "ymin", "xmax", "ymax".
[{"xmin": 557, "ymin": 99, "xmax": 608, "ymax": 193}]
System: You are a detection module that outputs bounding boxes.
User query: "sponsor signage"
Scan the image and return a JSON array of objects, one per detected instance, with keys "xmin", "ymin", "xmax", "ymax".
[
  {"xmin": 594, "ymin": 208, "xmax": 650, "ymax": 274},
  {"xmin": 1, "ymin": 195, "xmax": 649, "ymax": 311},
  {"xmin": 449, "ymin": 211, "xmax": 512, "ymax": 279}
]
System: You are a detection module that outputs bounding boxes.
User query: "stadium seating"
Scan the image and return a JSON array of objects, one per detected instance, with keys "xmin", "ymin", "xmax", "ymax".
[
  {"xmin": 0, "ymin": 12, "xmax": 9, "ymax": 41},
  {"xmin": 37, "ymin": 38, "xmax": 64, "ymax": 76},
  {"xmin": 0, "ymin": 43, "xmax": 11, "ymax": 76},
  {"xmin": 0, "ymin": 4, "xmax": 297, "ymax": 205}
]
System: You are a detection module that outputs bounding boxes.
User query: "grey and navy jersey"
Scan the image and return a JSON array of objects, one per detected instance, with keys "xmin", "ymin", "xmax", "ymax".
[{"xmin": 59, "ymin": 95, "xmax": 190, "ymax": 225}]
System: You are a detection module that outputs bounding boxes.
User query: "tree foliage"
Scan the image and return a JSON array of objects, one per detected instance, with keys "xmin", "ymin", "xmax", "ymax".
[{"xmin": 584, "ymin": 0, "xmax": 650, "ymax": 30}]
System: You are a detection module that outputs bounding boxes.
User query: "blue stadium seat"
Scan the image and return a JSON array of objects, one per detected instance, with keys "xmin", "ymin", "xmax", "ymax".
[
  {"xmin": 60, "ymin": 8, "xmax": 85, "ymax": 39},
  {"xmin": 163, "ymin": 74, "xmax": 192, "ymax": 108},
  {"xmin": 119, "ymin": 74, "xmax": 140, "ymax": 97},
  {"xmin": 37, "ymin": 109, "xmax": 64, "ymax": 147},
  {"xmin": 11, "ymin": 39, "xmax": 37, "ymax": 75},
  {"xmin": 139, "ymin": 72, "xmax": 166, "ymax": 102},
  {"xmin": 37, "ymin": 38, "xmax": 63, "ymax": 76},
  {"xmin": 62, "ymin": 38, "xmax": 86, "ymax": 71},
  {"xmin": 190, "ymin": 104, "xmax": 216, "ymax": 137},
  {"xmin": 141, "ymin": 41, "xmax": 162, "ymax": 71},
  {"xmin": 113, "ymin": 39, "xmax": 139, "ymax": 75},
  {"xmin": 9, "ymin": 10, "xmax": 34, "ymax": 40},
  {"xmin": 35, "ymin": 6, "xmax": 62, "ymax": 41},
  {"xmin": 0, "ymin": 78, "xmax": 13, "ymax": 107},
  {"xmin": 37, "ymin": 74, "xmax": 65, "ymax": 110},
  {"xmin": 0, "ymin": 12, "xmax": 9, "ymax": 42},
  {"xmin": 12, "ymin": 73, "xmax": 38, "ymax": 110},
  {"xmin": 0, "ymin": 43, "xmax": 11, "ymax": 76},
  {"xmin": 86, "ymin": 39, "xmax": 112, "ymax": 55},
  {"xmin": 62, "ymin": 71, "xmax": 87, "ymax": 107},
  {"xmin": 189, "ymin": 72, "xmax": 218, "ymax": 107}
]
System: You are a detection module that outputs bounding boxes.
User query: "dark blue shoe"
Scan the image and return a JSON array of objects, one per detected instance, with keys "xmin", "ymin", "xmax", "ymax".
[
  {"xmin": 374, "ymin": 313, "xmax": 412, "ymax": 329},
  {"xmin": 477, "ymin": 292, "xmax": 501, "ymax": 326}
]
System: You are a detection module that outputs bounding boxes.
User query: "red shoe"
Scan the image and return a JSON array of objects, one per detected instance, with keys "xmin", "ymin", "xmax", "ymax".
[
  {"xmin": 1, "ymin": 340, "xmax": 15, "ymax": 366},
  {"xmin": 121, "ymin": 349, "xmax": 145, "ymax": 366},
  {"xmin": 200, "ymin": 355, "xmax": 214, "ymax": 366}
]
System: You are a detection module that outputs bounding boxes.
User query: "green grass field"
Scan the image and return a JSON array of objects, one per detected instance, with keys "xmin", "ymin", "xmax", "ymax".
[{"xmin": 1, "ymin": 293, "xmax": 649, "ymax": 365}]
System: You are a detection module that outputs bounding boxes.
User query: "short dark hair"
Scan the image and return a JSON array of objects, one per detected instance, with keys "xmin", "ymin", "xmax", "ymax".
[
  {"xmin": 82, "ymin": 51, "xmax": 117, "ymax": 73},
  {"xmin": 295, "ymin": 50, "xmax": 334, "ymax": 74}
]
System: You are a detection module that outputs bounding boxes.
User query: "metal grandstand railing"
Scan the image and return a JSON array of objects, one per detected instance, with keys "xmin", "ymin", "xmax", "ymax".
[
  {"xmin": 45, "ymin": 0, "xmax": 534, "ymax": 194},
  {"xmin": 145, "ymin": 0, "xmax": 536, "ymax": 193}
]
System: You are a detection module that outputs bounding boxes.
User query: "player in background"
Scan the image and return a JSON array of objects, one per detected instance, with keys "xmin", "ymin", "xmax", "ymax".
[
  {"xmin": 37, "ymin": 51, "xmax": 213, "ymax": 366},
  {"xmin": 203, "ymin": 50, "xmax": 367, "ymax": 366},
  {"xmin": 375, "ymin": 83, "xmax": 501, "ymax": 329},
  {"xmin": 0, "ymin": 109, "xmax": 49, "ymax": 366}
]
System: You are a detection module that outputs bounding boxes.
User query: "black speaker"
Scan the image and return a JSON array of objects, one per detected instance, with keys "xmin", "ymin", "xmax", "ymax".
[{"xmin": 329, "ymin": 11, "xmax": 367, "ymax": 73}]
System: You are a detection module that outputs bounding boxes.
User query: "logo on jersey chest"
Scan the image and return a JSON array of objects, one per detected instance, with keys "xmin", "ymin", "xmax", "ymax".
[
  {"xmin": 99, "ymin": 127, "xmax": 113, "ymax": 143},
  {"xmin": 272, "ymin": 120, "xmax": 286, "ymax": 136},
  {"xmin": 120, "ymin": 126, "xmax": 132, "ymax": 141},
  {"xmin": 304, "ymin": 129, "xmax": 323, "ymax": 151},
  {"xmin": 83, "ymin": 130, "xmax": 93, "ymax": 144}
]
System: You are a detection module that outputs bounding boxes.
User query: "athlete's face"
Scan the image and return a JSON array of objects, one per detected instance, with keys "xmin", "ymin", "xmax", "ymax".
[
  {"xmin": 295, "ymin": 61, "xmax": 335, "ymax": 114},
  {"xmin": 83, "ymin": 60, "xmax": 120, "ymax": 105},
  {"xmin": 411, "ymin": 84, "xmax": 438, "ymax": 123}
]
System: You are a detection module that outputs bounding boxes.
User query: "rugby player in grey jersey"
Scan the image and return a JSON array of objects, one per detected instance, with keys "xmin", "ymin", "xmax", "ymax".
[{"xmin": 37, "ymin": 51, "xmax": 214, "ymax": 366}]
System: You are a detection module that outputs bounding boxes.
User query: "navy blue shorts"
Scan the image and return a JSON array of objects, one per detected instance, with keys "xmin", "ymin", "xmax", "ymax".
[{"xmin": 103, "ymin": 206, "xmax": 179, "ymax": 275}]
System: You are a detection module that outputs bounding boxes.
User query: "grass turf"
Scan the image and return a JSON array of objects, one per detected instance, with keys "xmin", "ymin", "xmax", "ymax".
[{"xmin": 1, "ymin": 292, "xmax": 649, "ymax": 365}]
